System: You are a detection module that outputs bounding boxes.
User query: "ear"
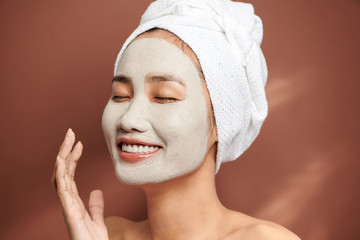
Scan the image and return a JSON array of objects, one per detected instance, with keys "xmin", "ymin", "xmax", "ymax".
[
  {"xmin": 209, "ymin": 124, "xmax": 218, "ymax": 147},
  {"xmin": 208, "ymin": 125, "xmax": 218, "ymax": 164}
]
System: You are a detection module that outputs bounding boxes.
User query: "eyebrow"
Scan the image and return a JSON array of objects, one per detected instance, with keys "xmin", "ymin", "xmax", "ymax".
[
  {"xmin": 148, "ymin": 74, "xmax": 185, "ymax": 87},
  {"xmin": 112, "ymin": 75, "xmax": 130, "ymax": 83}
]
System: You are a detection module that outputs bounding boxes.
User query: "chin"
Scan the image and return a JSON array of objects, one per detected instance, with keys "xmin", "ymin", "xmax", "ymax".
[{"xmin": 112, "ymin": 160, "xmax": 203, "ymax": 185}]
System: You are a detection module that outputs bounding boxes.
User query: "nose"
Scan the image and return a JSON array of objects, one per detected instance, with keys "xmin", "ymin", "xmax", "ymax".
[{"xmin": 117, "ymin": 97, "xmax": 150, "ymax": 133}]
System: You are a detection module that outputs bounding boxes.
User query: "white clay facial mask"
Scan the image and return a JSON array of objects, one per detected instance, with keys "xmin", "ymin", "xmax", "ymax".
[{"xmin": 102, "ymin": 38, "xmax": 209, "ymax": 184}]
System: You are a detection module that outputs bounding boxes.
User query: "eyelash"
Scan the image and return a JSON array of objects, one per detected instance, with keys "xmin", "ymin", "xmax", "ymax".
[
  {"xmin": 112, "ymin": 96, "xmax": 130, "ymax": 102},
  {"xmin": 154, "ymin": 97, "xmax": 178, "ymax": 102},
  {"xmin": 153, "ymin": 97, "xmax": 178, "ymax": 103},
  {"xmin": 112, "ymin": 96, "xmax": 178, "ymax": 103}
]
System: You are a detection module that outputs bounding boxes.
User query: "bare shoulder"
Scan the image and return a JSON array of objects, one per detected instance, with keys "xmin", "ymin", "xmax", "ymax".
[
  {"xmin": 223, "ymin": 212, "xmax": 301, "ymax": 240},
  {"xmin": 240, "ymin": 221, "xmax": 301, "ymax": 240}
]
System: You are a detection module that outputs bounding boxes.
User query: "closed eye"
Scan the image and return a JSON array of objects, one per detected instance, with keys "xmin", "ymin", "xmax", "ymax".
[
  {"xmin": 112, "ymin": 96, "xmax": 131, "ymax": 102},
  {"xmin": 153, "ymin": 97, "xmax": 178, "ymax": 103}
]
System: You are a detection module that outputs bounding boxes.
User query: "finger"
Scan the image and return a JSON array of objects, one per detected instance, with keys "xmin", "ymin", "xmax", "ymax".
[
  {"xmin": 51, "ymin": 152, "xmax": 62, "ymax": 188},
  {"xmin": 57, "ymin": 156, "xmax": 84, "ymax": 212},
  {"xmin": 68, "ymin": 141, "xmax": 83, "ymax": 178},
  {"xmin": 58, "ymin": 128, "xmax": 75, "ymax": 160},
  {"xmin": 52, "ymin": 172, "xmax": 57, "ymax": 191},
  {"xmin": 55, "ymin": 156, "xmax": 67, "ymax": 194},
  {"xmin": 51, "ymin": 158, "xmax": 57, "ymax": 188},
  {"xmin": 65, "ymin": 167, "xmax": 80, "ymax": 196},
  {"xmin": 89, "ymin": 190, "xmax": 105, "ymax": 225}
]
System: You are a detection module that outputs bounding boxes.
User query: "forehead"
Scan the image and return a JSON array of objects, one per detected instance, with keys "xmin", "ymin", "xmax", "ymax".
[{"xmin": 116, "ymin": 38, "xmax": 198, "ymax": 78}]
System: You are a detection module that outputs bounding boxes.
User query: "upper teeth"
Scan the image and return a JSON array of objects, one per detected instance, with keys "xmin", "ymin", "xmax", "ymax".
[{"xmin": 122, "ymin": 143, "xmax": 159, "ymax": 154}]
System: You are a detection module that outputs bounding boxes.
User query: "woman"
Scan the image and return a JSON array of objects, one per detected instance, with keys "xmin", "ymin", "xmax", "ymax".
[{"xmin": 52, "ymin": 0, "xmax": 300, "ymax": 239}]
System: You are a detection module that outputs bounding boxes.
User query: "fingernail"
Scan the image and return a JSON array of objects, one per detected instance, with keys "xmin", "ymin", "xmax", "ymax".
[{"xmin": 66, "ymin": 128, "xmax": 72, "ymax": 136}]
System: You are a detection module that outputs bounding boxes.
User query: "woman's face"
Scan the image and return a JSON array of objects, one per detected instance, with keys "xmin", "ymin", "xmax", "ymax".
[{"xmin": 102, "ymin": 38, "xmax": 210, "ymax": 184}]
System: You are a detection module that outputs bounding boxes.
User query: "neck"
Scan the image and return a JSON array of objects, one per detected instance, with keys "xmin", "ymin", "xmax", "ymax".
[{"xmin": 141, "ymin": 146, "xmax": 227, "ymax": 240}]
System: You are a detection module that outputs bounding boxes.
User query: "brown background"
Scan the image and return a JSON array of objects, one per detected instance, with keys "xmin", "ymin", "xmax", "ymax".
[{"xmin": 1, "ymin": 0, "xmax": 359, "ymax": 239}]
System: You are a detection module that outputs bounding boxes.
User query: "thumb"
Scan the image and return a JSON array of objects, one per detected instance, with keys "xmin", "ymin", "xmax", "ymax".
[{"xmin": 89, "ymin": 189, "xmax": 105, "ymax": 225}]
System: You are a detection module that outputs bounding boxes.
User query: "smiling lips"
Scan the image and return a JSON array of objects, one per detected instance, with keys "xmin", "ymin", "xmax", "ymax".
[{"xmin": 117, "ymin": 138, "xmax": 161, "ymax": 163}]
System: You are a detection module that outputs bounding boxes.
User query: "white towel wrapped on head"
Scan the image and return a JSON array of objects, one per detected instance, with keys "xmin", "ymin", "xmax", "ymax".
[{"xmin": 114, "ymin": 0, "xmax": 268, "ymax": 173}]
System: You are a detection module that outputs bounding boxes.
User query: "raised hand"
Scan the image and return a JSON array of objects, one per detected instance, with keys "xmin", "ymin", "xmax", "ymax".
[{"xmin": 52, "ymin": 129, "xmax": 109, "ymax": 240}]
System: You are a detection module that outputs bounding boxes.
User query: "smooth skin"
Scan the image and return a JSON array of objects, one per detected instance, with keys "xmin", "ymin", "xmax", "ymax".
[{"xmin": 52, "ymin": 30, "xmax": 301, "ymax": 240}]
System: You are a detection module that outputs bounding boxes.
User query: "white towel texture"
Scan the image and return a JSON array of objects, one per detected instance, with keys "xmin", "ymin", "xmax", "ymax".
[{"xmin": 114, "ymin": 0, "xmax": 268, "ymax": 173}]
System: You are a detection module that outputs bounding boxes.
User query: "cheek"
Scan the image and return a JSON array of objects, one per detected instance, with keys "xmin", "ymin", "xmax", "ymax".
[
  {"xmin": 151, "ymin": 100, "xmax": 209, "ymax": 143},
  {"xmin": 102, "ymin": 102, "xmax": 122, "ymax": 138}
]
